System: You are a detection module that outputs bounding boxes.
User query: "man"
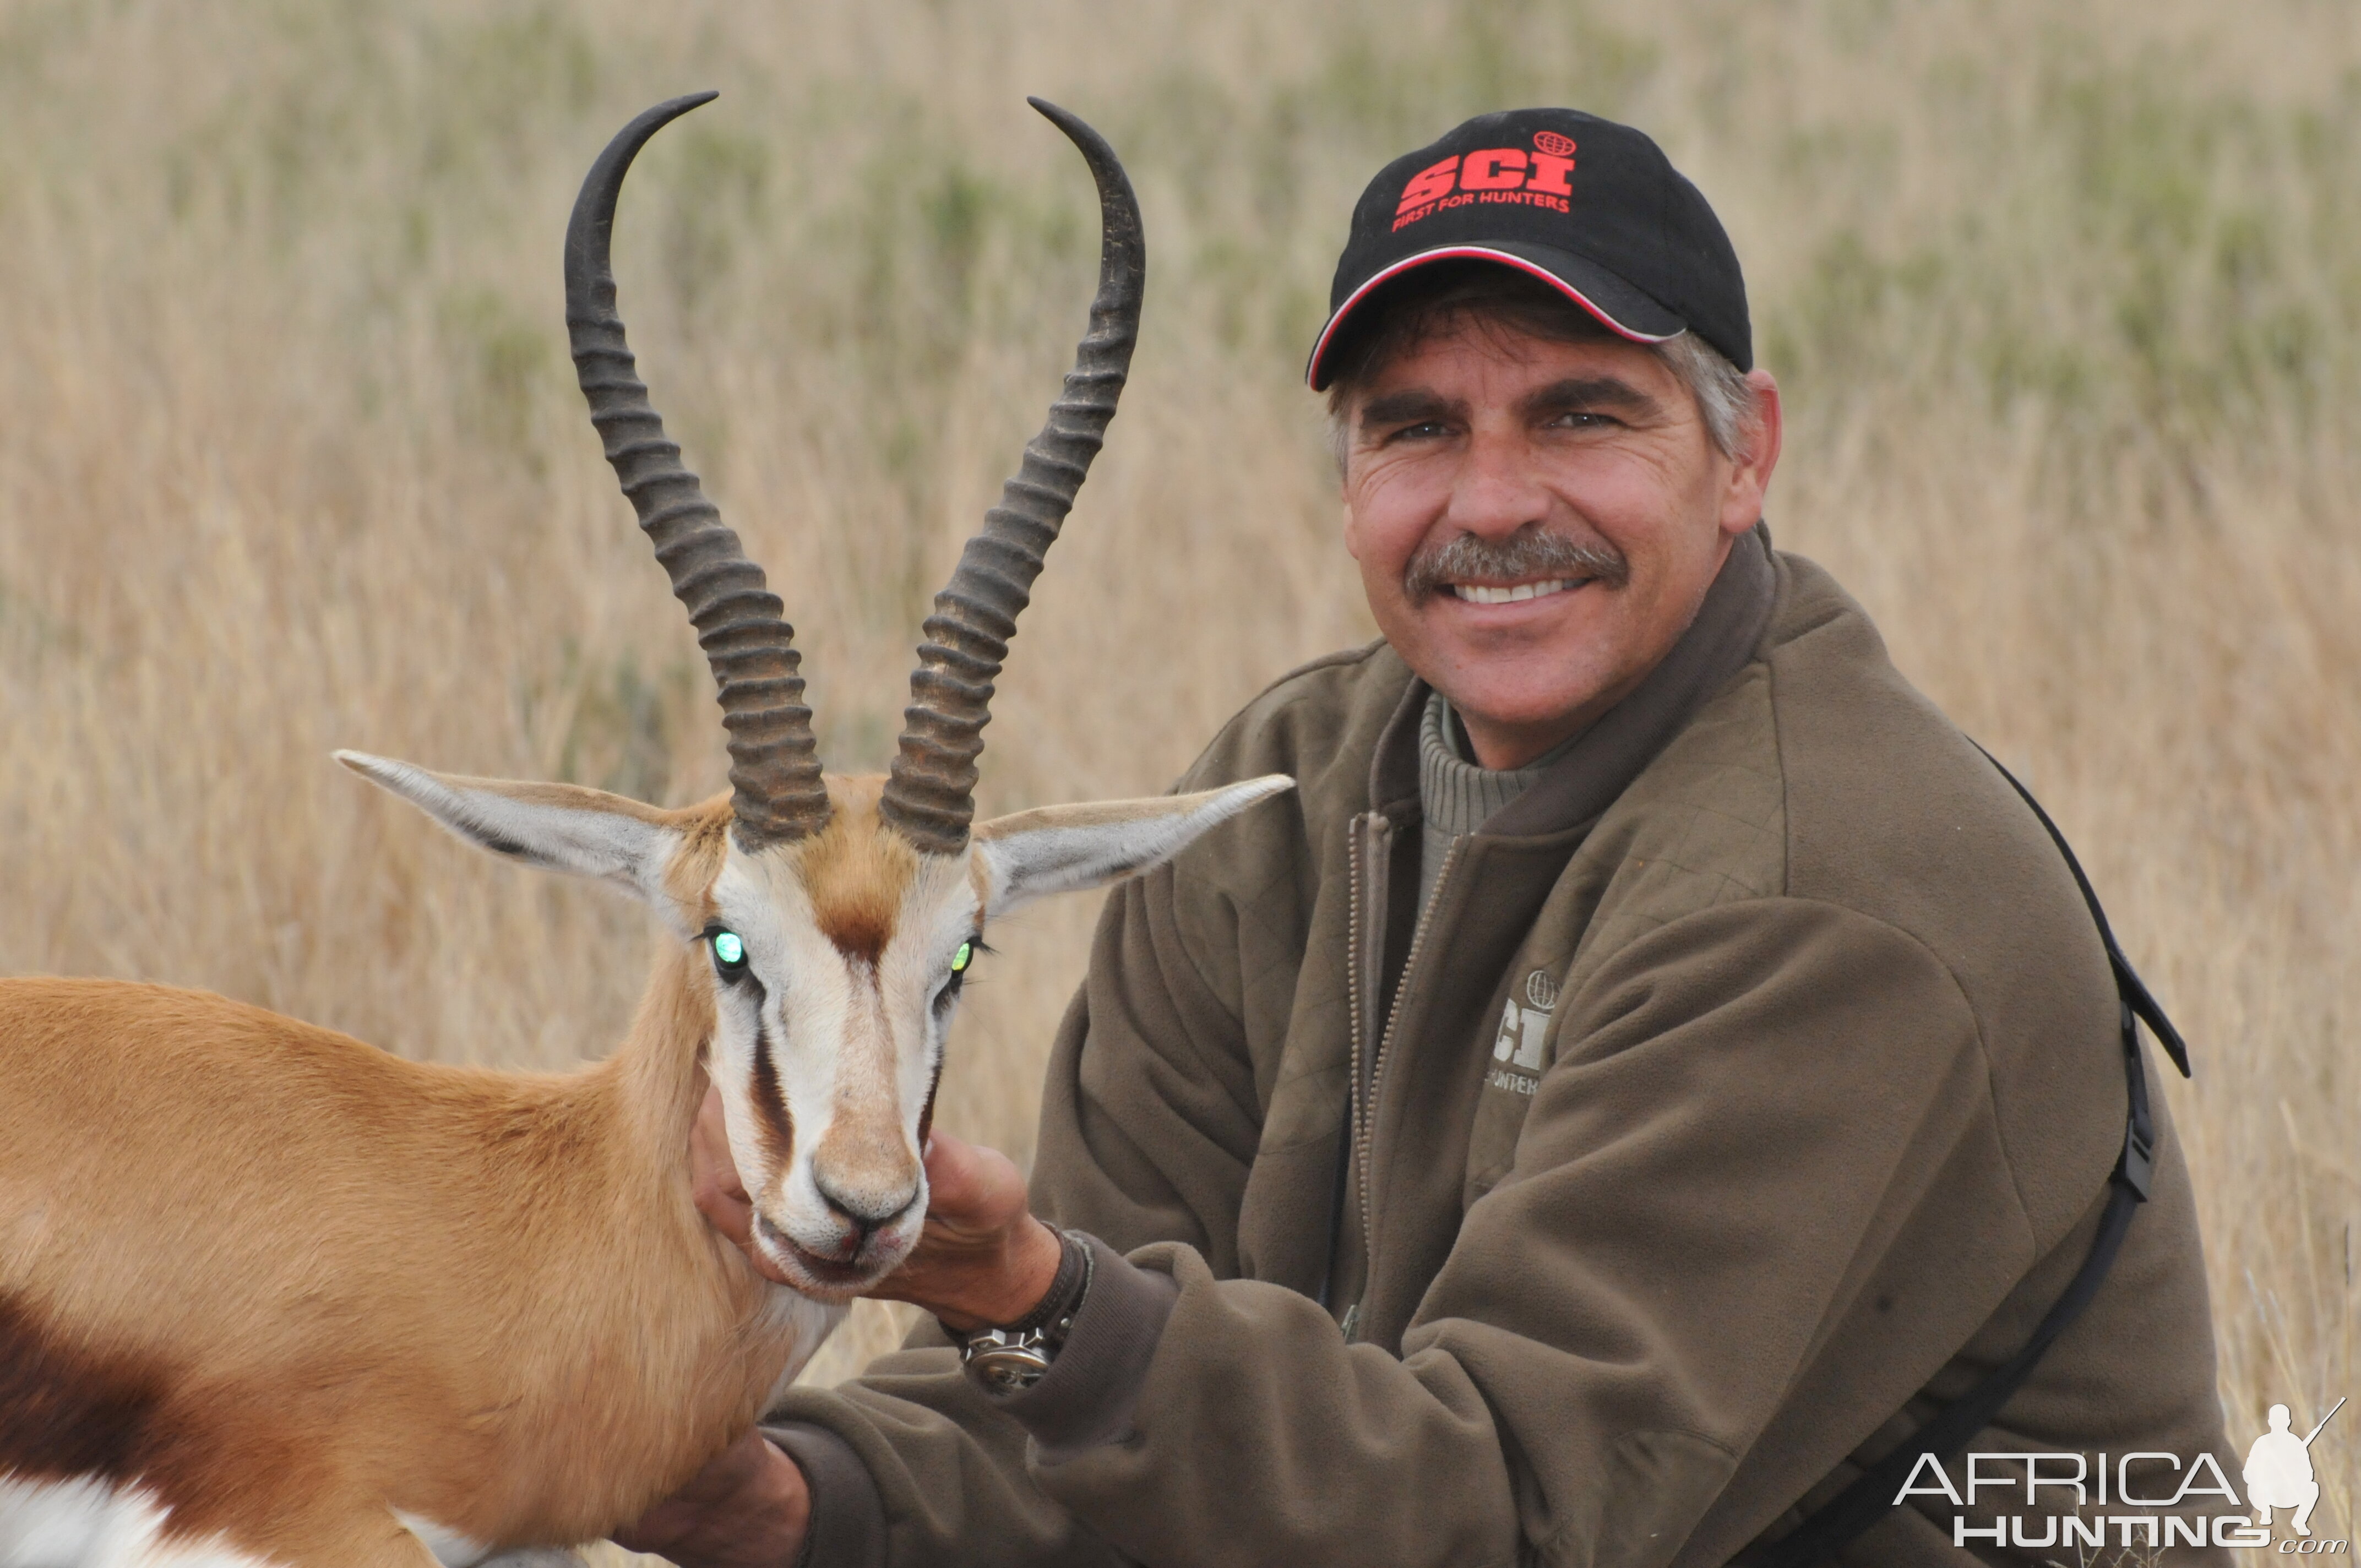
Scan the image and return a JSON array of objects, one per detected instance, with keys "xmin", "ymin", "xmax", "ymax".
[{"xmin": 623, "ymin": 108, "xmax": 2232, "ymax": 1566}]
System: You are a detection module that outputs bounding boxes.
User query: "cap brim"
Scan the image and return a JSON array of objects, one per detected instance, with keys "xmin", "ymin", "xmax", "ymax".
[{"xmin": 1304, "ymin": 243, "xmax": 1686, "ymax": 390}]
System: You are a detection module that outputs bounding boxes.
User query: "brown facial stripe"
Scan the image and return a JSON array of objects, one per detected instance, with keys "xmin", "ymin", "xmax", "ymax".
[
  {"xmin": 916, "ymin": 1048, "xmax": 946, "ymax": 1150},
  {"xmin": 792, "ymin": 783, "xmax": 918, "ymax": 961},
  {"xmin": 816, "ymin": 901, "xmax": 893, "ymax": 965},
  {"xmin": 749, "ymin": 1012, "xmax": 796, "ymax": 1167},
  {"xmin": 0, "ymin": 1289, "xmax": 157, "ymax": 1479}
]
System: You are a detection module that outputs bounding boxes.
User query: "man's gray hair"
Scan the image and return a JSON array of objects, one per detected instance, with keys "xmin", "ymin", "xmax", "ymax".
[
  {"xmin": 1653, "ymin": 330, "xmax": 1754, "ymax": 458},
  {"xmin": 1320, "ymin": 264, "xmax": 1756, "ymax": 475}
]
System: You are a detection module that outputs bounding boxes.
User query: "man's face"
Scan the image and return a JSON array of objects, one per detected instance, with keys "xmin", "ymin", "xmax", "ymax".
[{"xmin": 1339, "ymin": 313, "xmax": 1780, "ymax": 769}]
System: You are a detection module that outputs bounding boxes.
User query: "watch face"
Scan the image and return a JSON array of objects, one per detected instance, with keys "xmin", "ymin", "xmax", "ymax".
[{"xmin": 967, "ymin": 1342, "xmax": 1054, "ymax": 1392}]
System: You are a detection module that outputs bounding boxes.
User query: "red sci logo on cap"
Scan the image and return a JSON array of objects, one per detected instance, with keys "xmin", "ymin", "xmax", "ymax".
[{"xmin": 1392, "ymin": 136, "xmax": 1578, "ymax": 227}]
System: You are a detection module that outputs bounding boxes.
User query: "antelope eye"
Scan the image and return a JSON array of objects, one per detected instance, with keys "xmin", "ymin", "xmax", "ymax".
[
  {"xmin": 935, "ymin": 939, "xmax": 979, "ymax": 1012},
  {"xmin": 708, "ymin": 928, "xmax": 749, "ymax": 982}
]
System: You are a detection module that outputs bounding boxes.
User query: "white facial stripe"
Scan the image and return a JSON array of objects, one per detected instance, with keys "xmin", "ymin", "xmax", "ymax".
[
  {"xmin": 882, "ymin": 856, "xmax": 985, "ymax": 1134},
  {"xmin": 704, "ymin": 857, "xmax": 820, "ymax": 1188}
]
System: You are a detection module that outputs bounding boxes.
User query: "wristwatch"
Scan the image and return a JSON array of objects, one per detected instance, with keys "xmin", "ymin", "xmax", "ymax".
[{"xmin": 956, "ymin": 1228, "xmax": 1094, "ymax": 1393}]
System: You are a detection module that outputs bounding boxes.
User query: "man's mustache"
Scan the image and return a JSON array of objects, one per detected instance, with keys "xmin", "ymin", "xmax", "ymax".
[{"xmin": 1403, "ymin": 527, "xmax": 1631, "ymax": 602}]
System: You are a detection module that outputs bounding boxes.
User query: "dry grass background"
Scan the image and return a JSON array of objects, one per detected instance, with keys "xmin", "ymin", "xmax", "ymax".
[{"xmin": 1, "ymin": 0, "xmax": 2354, "ymax": 1551}]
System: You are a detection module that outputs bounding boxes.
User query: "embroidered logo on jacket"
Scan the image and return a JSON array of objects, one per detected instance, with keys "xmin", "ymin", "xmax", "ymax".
[{"xmin": 1488, "ymin": 968, "xmax": 1559, "ymax": 1095}]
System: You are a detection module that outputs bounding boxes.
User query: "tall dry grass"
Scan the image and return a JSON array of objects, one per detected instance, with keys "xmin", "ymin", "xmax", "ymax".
[{"xmin": 0, "ymin": 0, "xmax": 2353, "ymax": 1548}]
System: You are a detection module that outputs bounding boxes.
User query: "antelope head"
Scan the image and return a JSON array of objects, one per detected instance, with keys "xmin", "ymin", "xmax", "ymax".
[{"xmin": 336, "ymin": 95, "xmax": 1290, "ymax": 1298}]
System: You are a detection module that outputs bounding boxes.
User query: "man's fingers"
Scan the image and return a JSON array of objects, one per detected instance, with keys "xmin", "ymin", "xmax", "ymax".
[
  {"xmin": 690, "ymin": 1082, "xmax": 757, "ymax": 1246},
  {"xmin": 919, "ymin": 1128, "xmax": 981, "ymax": 1212},
  {"xmin": 869, "ymin": 1129, "xmax": 1066, "ymax": 1328},
  {"xmin": 611, "ymin": 1431, "xmax": 810, "ymax": 1568},
  {"xmin": 921, "ymin": 1129, "xmax": 1031, "ymax": 1235}
]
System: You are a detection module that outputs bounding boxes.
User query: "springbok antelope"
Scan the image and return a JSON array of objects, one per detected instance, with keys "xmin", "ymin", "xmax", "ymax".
[{"xmin": 0, "ymin": 93, "xmax": 1290, "ymax": 1568}]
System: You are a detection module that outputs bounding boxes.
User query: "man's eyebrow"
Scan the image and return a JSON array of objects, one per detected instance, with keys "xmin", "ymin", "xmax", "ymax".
[
  {"xmin": 1356, "ymin": 389, "xmax": 1460, "ymax": 432},
  {"xmin": 1521, "ymin": 375, "xmax": 1661, "ymax": 418}
]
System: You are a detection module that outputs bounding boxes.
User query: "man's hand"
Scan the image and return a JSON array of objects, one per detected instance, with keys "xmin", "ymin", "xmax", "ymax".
[
  {"xmin": 611, "ymin": 1429, "xmax": 809, "ymax": 1568},
  {"xmin": 866, "ymin": 1123, "xmax": 1065, "ymax": 1332},
  {"xmin": 687, "ymin": 1082, "xmax": 1064, "ymax": 1331}
]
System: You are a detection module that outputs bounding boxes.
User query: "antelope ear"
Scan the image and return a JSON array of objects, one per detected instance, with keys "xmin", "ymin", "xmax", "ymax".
[
  {"xmin": 972, "ymin": 775, "xmax": 1294, "ymax": 916},
  {"xmin": 336, "ymin": 751, "xmax": 682, "ymax": 906}
]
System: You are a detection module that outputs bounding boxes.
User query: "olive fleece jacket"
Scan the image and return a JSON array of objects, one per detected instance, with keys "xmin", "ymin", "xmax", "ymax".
[{"xmin": 765, "ymin": 529, "xmax": 2232, "ymax": 1567}]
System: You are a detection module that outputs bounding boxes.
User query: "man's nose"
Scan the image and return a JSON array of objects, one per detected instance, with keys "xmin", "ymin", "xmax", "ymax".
[{"xmin": 1444, "ymin": 427, "xmax": 1549, "ymax": 539}]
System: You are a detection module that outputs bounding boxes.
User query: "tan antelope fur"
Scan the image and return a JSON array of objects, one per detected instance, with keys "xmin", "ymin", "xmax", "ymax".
[{"xmin": 0, "ymin": 94, "xmax": 1292, "ymax": 1567}]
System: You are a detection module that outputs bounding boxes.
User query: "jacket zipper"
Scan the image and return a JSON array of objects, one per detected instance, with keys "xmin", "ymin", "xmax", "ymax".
[
  {"xmin": 1343, "ymin": 813, "xmax": 1381, "ymax": 1218},
  {"xmin": 1350, "ymin": 828, "xmax": 1462, "ymax": 1310}
]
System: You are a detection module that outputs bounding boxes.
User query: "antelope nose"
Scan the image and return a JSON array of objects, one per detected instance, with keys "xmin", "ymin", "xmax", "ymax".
[{"xmin": 813, "ymin": 1173, "xmax": 919, "ymax": 1238}]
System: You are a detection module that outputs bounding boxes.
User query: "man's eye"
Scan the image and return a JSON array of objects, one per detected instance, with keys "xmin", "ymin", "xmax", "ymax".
[
  {"xmin": 707, "ymin": 927, "xmax": 749, "ymax": 983},
  {"xmin": 1549, "ymin": 410, "xmax": 1617, "ymax": 429}
]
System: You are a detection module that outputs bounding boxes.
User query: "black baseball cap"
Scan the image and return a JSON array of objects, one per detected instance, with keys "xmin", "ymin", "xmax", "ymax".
[{"xmin": 1305, "ymin": 108, "xmax": 1750, "ymax": 389}]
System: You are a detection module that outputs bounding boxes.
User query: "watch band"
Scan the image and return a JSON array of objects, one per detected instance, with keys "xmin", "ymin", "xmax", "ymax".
[{"xmin": 956, "ymin": 1228, "xmax": 1094, "ymax": 1393}]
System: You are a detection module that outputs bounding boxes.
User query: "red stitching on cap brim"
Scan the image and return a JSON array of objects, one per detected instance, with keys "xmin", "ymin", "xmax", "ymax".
[{"xmin": 1304, "ymin": 246, "xmax": 1679, "ymax": 390}]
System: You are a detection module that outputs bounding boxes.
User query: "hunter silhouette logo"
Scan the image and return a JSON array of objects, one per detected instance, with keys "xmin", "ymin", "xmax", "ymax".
[{"xmin": 2245, "ymin": 1397, "xmax": 2343, "ymax": 1540}]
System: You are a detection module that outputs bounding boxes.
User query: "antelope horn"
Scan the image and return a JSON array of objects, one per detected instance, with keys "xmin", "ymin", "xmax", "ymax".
[
  {"xmin": 564, "ymin": 92, "xmax": 830, "ymax": 849},
  {"xmin": 877, "ymin": 100, "xmax": 1145, "ymax": 856}
]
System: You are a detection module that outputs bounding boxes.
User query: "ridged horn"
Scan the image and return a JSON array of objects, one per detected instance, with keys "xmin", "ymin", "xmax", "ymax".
[
  {"xmin": 876, "ymin": 99, "xmax": 1145, "ymax": 856},
  {"xmin": 564, "ymin": 92, "xmax": 830, "ymax": 849}
]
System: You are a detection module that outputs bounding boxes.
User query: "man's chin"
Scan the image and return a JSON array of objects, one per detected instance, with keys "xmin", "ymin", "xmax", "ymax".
[
  {"xmin": 1440, "ymin": 678, "xmax": 1655, "ymax": 772},
  {"xmin": 1414, "ymin": 624, "xmax": 1629, "ymax": 732}
]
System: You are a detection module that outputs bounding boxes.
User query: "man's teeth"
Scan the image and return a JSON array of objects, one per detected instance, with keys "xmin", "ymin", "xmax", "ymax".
[{"xmin": 1451, "ymin": 579, "xmax": 1574, "ymax": 605}]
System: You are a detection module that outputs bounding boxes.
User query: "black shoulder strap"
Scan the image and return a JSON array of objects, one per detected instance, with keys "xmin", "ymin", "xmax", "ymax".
[{"xmin": 1740, "ymin": 748, "xmax": 2193, "ymax": 1568}]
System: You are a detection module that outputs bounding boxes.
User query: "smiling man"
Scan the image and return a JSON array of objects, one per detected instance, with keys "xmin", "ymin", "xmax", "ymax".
[
  {"xmin": 624, "ymin": 109, "xmax": 2233, "ymax": 1568},
  {"xmin": 1331, "ymin": 266, "xmax": 1773, "ymax": 773}
]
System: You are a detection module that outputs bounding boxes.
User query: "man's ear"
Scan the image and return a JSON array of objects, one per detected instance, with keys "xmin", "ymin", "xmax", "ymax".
[
  {"xmin": 1720, "ymin": 367, "xmax": 1784, "ymax": 537},
  {"xmin": 971, "ymin": 776, "xmax": 1294, "ymax": 917},
  {"xmin": 336, "ymin": 751, "xmax": 682, "ymax": 906}
]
